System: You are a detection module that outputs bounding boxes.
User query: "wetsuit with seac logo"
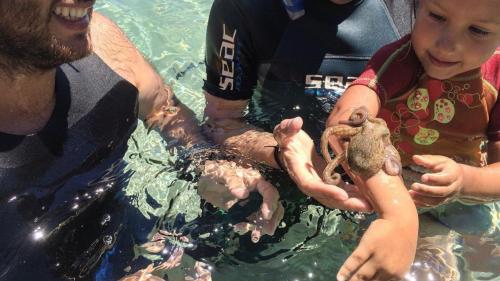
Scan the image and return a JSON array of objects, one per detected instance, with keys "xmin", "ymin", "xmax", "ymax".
[
  {"xmin": 0, "ymin": 53, "xmax": 138, "ymax": 280},
  {"xmin": 204, "ymin": 0, "xmax": 414, "ymax": 139}
]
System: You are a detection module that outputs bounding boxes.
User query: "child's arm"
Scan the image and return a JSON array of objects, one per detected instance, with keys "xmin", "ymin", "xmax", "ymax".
[
  {"xmin": 461, "ymin": 157, "xmax": 500, "ymax": 200},
  {"xmin": 462, "ymin": 140, "xmax": 500, "ymax": 197},
  {"xmin": 328, "ymin": 86, "xmax": 418, "ymax": 281},
  {"xmin": 410, "ymin": 141, "xmax": 500, "ymax": 205}
]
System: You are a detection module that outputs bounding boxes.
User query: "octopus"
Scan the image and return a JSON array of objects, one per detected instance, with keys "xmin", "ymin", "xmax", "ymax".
[{"xmin": 320, "ymin": 106, "xmax": 402, "ymax": 185}]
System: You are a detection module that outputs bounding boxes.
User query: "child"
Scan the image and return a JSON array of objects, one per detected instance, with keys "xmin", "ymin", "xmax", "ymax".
[{"xmin": 327, "ymin": 0, "xmax": 500, "ymax": 280}]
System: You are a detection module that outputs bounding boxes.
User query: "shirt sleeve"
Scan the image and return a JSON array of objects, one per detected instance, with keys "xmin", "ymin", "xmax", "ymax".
[
  {"xmin": 485, "ymin": 50, "xmax": 500, "ymax": 141},
  {"xmin": 203, "ymin": 0, "xmax": 257, "ymax": 100},
  {"xmin": 348, "ymin": 35, "xmax": 422, "ymax": 104}
]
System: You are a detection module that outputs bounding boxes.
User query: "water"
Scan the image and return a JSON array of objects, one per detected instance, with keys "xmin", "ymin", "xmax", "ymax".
[{"xmin": 94, "ymin": 1, "xmax": 500, "ymax": 281}]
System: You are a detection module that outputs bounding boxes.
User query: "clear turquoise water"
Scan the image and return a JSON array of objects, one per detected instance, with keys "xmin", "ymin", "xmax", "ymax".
[{"xmin": 95, "ymin": 1, "xmax": 500, "ymax": 280}]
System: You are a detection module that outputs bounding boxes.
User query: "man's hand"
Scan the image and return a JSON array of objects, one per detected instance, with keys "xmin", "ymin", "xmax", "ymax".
[
  {"xmin": 273, "ymin": 117, "xmax": 372, "ymax": 212},
  {"xmin": 409, "ymin": 155, "xmax": 464, "ymax": 207},
  {"xmin": 197, "ymin": 160, "xmax": 284, "ymax": 242},
  {"xmin": 337, "ymin": 219, "xmax": 416, "ymax": 281}
]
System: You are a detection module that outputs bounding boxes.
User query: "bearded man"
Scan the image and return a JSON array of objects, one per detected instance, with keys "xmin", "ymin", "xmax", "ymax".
[{"xmin": 0, "ymin": 1, "xmax": 282, "ymax": 280}]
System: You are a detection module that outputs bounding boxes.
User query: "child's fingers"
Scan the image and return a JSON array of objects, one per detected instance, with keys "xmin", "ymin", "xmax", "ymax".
[
  {"xmin": 412, "ymin": 154, "xmax": 448, "ymax": 170},
  {"xmin": 337, "ymin": 248, "xmax": 371, "ymax": 281},
  {"xmin": 409, "ymin": 190, "xmax": 448, "ymax": 207},
  {"xmin": 411, "ymin": 182, "xmax": 452, "ymax": 197},
  {"xmin": 420, "ymin": 171, "xmax": 454, "ymax": 186}
]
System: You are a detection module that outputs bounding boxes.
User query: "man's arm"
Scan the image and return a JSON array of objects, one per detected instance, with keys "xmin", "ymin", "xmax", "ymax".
[
  {"xmin": 201, "ymin": 0, "xmax": 284, "ymax": 168},
  {"xmin": 203, "ymin": 93, "xmax": 283, "ymax": 168},
  {"xmin": 90, "ymin": 12, "xmax": 204, "ymax": 147},
  {"xmin": 88, "ymin": 13, "xmax": 285, "ymax": 234}
]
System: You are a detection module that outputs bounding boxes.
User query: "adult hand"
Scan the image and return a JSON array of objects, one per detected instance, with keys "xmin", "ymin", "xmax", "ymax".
[
  {"xmin": 409, "ymin": 155, "xmax": 464, "ymax": 207},
  {"xmin": 197, "ymin": 160, "xmax": 284, "ymax": 242},
  {"xmin": 273, "ymin": 117, "xmax": 372, "ymax": 212},
  {"xmin": 337, "ymin": 219, "xmax": 416, "ymax": 281}
]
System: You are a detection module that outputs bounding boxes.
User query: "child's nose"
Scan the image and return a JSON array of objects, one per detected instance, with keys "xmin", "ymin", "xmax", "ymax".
[{"xmin": 436, "ymin": 28, "xmax": 461, "ymax": 54}]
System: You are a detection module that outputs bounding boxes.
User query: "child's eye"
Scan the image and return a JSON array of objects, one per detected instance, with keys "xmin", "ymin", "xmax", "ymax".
[
  {"xmin": 469, "ymin": 26, "xmax": 490, "ymax": 36},
  {"xmin": 428, "ymin": 12, "xmax": 446, "ymax": 22}
]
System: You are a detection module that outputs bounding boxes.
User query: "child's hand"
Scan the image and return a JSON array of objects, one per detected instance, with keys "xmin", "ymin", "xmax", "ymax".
[
  {"xmin": 409, "ymin": 155, "xmax": 464, "ymax": 207},
  {"xmin": 337, "ymin": 219, "xmax": 416, "ymax": 281}
]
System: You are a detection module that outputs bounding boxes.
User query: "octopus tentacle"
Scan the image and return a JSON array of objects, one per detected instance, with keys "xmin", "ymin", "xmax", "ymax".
[
  {"xmin": 322, "ymin": 151, "xmax": 346, "ymax": 185},
  {"xmin": 339, "ymin": 106, "xmax": 369, "ymax": 127},
  {"xmin": 321, "ymin": 126, "xmax": 360, "ymax": 162},
  {"xmin": 321, "ymin": 126, "xmax": 336, "ymax": 163},
  {"xmin": 383, "ymin": 145, "xmax": 402, "ymax": 176}
]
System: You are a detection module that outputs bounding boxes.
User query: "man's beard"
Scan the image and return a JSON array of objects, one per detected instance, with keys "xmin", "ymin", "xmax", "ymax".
[{"xmin": 0, "ymin": 0, "xmax": 92, "ymax": 75}]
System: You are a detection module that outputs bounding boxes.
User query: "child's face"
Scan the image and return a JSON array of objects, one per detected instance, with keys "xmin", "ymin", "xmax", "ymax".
[{"xmin": 412, "ymin": 0, "xmax": 500, "ymax": 80}]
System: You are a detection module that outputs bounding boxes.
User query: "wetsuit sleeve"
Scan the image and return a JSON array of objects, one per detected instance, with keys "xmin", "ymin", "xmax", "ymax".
[
  {"xmin": 348, "ymin": 35, "xmax": 421, "ymax": 104},
  {"xmin": 485, "ymin": 51, "xmax": 500, "ymax": 141},
  {"xmin": 203, "ymin": 0, "xmax": 257, "ymax": 100}
]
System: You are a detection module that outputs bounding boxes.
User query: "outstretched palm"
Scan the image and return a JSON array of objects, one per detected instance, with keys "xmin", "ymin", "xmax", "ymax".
[{"xmin": 273, "ymin": 117, "xmax": 372, "ymax": 212}]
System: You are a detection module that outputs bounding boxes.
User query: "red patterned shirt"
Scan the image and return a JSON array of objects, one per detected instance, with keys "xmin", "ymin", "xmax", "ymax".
[{"xmin": 350, "ymin": 35, "xmax": 500, "ymax": 167}]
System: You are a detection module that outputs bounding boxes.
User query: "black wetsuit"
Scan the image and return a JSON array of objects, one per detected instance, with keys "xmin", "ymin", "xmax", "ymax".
[
  {"xmin": 0, "ymin": 53, "xmax": 138, "ymax": 280},
  {"xmin": 204, "ymin": 0, "xmax": 414, "ymax": 138}
]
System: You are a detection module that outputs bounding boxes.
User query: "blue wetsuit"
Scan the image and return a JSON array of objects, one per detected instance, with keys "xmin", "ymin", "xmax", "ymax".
[
  {"xmin": 204, "ymin": 0, "xmax": 414, "ymax": 138},
  {"xmin": 0, "ymin": 53, "xmax": 138, "ymax": 280}
]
